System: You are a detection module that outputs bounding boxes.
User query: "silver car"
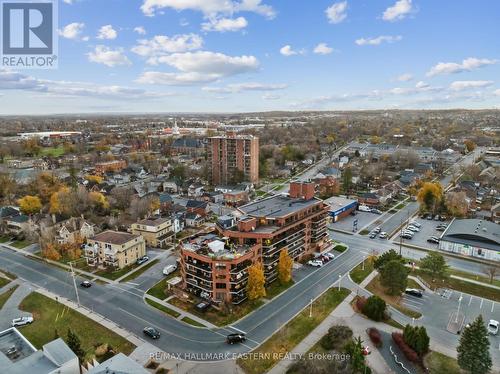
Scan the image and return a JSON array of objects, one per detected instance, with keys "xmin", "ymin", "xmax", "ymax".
[{"xmin": 12, "ymin": 316, "xmax": 33, "ymax": 327}]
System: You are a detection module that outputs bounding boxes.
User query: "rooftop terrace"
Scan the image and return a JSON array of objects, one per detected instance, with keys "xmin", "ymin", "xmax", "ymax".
[{"xmin": 182, "ymin": 233, "xmax": 254, "ymax": 260}]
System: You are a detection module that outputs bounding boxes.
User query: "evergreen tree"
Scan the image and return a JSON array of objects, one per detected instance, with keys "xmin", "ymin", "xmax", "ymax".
[
  {"xmin": 457, "ymin": 315, "xmax": 492, "ymax": 374},
  {"xmin": 379, "ymin": 260, "xmax": 409, "ymax": 295},
  {"xmin": 67, "ymin": 328, "xmax": 85, "ymax": 362},
  {"xmin": 362, "ymin": 295, "xmax": 386, "ymax": 321},
  {"xmin": 420, "ymin": 251, "xmax": 449, "ymax": 280},
  {"xmin": 415, "ymin": 326, "xmax": 430, "ymax": 356},
  {"xmin": 373, "ymin": 249, "xmax": 404, "ymax": 270}
]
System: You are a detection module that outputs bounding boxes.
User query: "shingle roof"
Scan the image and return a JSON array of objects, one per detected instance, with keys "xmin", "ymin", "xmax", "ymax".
[{"xmin": 91, "ymin": 230, "xmax": 139, "ymax": 245}]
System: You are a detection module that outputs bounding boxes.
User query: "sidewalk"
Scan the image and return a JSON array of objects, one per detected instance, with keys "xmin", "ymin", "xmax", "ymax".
[
  {"xmin": 0, "ymin": 282, "xmax": 34, "ymax": 330},
  {"xmin": 267, "ymin": 292, "xmax": 394, "ymax": 374},
  {"xmin": 144, "ymin": 294, "xmax": 216, "ymax": 329}
]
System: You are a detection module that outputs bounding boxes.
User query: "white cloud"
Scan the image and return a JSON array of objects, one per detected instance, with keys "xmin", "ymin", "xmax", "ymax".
[
  {"xmin": 280, "ymin": 45, "xmax": 305, "ymax": 56},
  {"xmin": 0, "ymin": 70, "xmax": 171, "ymax": 100},
  {"xmin": 262, "ymin": 93, "xmax": 281, "ymax": 100},
  {"xmin": 396, "ymin": 73, "xmax": 413, "ymax": 82},
  {"xmin": 137, "ymin": 51, "xmax": 259, "ymax": 85},
  {"xmin": 415, "ymin": 81, "xmax": 429, "ymax": 89},
  {"xmin": 202, "ymin": 82, "xmax": 287, "ymax": 93},
  {"xmin": 382, "ymin": 0, "xmax": 413, "ymax": 22},
  {"xmin": 87, "ymin": 46, "xmax": 131, "ymax": 67},
  {"xmin": 141, "ymin": 0, "xmax": 275, "ymax": 19},
  {"xmin": 132, "ymin": 34, "xmax": 203, "ymax": 59},
  {"xmin": 313, "ymin": 43, "xmax": 333, "ymax": 55},
  {"xmin": 202, "ymin": 17, "xmax": 248, "ymax": 32},
  {"xmin": 450, "ymin": 80, "xmax": 494, "ymax": 91},
  {"xmin": 134, "ymin": 26, "xmax": 147, "ymax": 35},
  {"xmin": 58, "ymin": 22, "xmax": 85, "ymax": 40},
  {"xmin": 355, "ymin": 35, "xmax": 402, "ymax": 46},
  {"xmin": 494, "ymin": 89, "xmax": 500, "ymax": 96},
  {"xmin": 427, "ymin": 57, "xmax": 497, "ymax": 77},
  {"xmin": 97, "ymin": 25, "xmax": 118, "ymax": 40},
  {"xmin": 325, "ymin": 1, "xmax": 347, "ymax": 24}
]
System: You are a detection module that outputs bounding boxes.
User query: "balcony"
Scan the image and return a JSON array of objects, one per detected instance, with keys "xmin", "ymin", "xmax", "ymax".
[
  {"xmin": 185, "ymin": 258, "xmax": 212, "ymax": 272},
  {"xmin": 185, "ymin": 266, "xmax": 212, "ymax": 281}
]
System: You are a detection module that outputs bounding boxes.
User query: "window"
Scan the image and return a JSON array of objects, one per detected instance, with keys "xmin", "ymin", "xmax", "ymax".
[{"xmin": 216, "ymin": 283, "xmax": 226, "ymax": 289}]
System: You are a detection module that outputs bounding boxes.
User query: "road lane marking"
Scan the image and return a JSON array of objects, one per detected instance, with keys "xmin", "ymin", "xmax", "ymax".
[
  {"xmin": 468, "ymin": 296, "xmax": 473, "ymax": 306},
  {"xmin": 480, "ymin": 298, "xmax": 484, "ymax": 309},
  {"xmin": 491, "ymin": 302, "xmax": 495, "ymax": 313}
]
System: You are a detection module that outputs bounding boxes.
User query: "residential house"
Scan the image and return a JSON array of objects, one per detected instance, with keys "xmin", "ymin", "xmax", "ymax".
[
  {"xmin": 185, "ymin": 212, "xmax": 205, "ymax": 227},
  {"xmin": 95, "ymin": 160, "xmax": 127, "ymax": 174},
  {"xmin": 358, "ymin": 192, "xmax": 380, "ymax": 207},
  {"xmin": 186, "ymin": 200, "xmax": 209, "ymax": 217},
  {"xmin": 131, "ymin": 217, "xmax": 174, "ymax": 248},
  {"xmin": 5, "ymin": 214, "xmax": 31, "ymax": 236},
  {"xmin": 54, "ymin": 218, "xmax": 95, "ymax": 245},
  {"xmin": 159, "ymin": 193, "xmax": 174, "ymax": 212},
  {"xmin": 188, "ymin": 183, "xmax": 205, "ymax": 198},
  {"xmin": 162, "ymin": 180, "xmax": 179, "ymax": 194},
  {"xmin": 84, "ymin": 230, "xmax": 146, "ymax": 269}
]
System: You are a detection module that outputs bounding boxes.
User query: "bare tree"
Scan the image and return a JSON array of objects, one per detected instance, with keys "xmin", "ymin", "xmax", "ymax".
[{"xmin": 482, "ymin": 264, "xmax": 499, "ymax": 284}]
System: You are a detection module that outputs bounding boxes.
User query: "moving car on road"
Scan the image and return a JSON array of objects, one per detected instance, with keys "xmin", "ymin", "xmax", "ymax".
[
  {"xmin": 163, "ymin": 264, "xmax": 177, "ymax": 276},
  {"xmin": 143, "ymin": 327, "xmax": 160, "ymax": 339},
  {"xmin": 379, "ymin": 232, "xmax": 388, "ymax": 239},
  {"xmin": 405, "ymin": 289, "xmax": 423, "ymax": 298},
  {"xmin": 487, "ymin": 320, "xmax": 499, "ymax": 335},
  {"xmin": 80, "ymin": 281, "xmax": 92, "ymax": 288},
  {"xmin": 11, "ymin": 316, "xmax": 33, "ymax": 327},
  {"xmin": 226, "ymin": 333, "xmax": 246, "ymax": 344}
]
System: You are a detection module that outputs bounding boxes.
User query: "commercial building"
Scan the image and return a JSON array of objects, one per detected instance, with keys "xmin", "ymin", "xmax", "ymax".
[
  {"xmin": 131, "ymin": 217, "xmax": 174, "ymax": 248},
  {"xmin": 207, "ymin": 133, "xmax": 259, "ymax": 186},
  {"xmin": 0, "ymin": 328, "xmax": 78, "ymax": 374},
  {"xmin": 180, "ymin": 181, "xmax": 329, "ymax": 304},
  {"xmin": 84, "ymin": 230, "xmax": 146, "ymax": 269},
  {"xmin": 325, "ymin": 196, "xmax": 358, "ymax": 222},
  {"xmin": 439, "ymin": 219, "xmax": 500, "ymax": 262}
]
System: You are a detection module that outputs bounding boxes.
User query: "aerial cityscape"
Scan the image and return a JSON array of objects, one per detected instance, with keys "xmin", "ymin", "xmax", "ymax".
[{"xmin": 0, "ymin": 1, "xmax": 499, "ymax": 374}]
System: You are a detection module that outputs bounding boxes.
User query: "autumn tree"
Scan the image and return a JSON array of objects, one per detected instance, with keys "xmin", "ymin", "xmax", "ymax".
[
  {"xmin": 417, "ymin": 182, "xmax": 443, "ymax": 213},
  {"xmin": 42, "ymin": 243, "xmax": 61, "ymax": 261},
  {"xmin": 247, "ymin": 262, "xmax": 266, "ymax": 300},
  {"xmin": 342, "ymin": 167, "xmax": 353, "ymax": 194},
  {"xmin": 31, "ymin": 172, "xmax": 63, "ymax": 203},
  {"xmin": 49, "ymin": 187, "xmax": 73, "ymax": 216},
  {"xmin": 277, "ymin": 249, "xmax": 293, "ymax": 285},
  {"xmin": 445, "ymin": 191, "xmax": 468, "ymax": 217},
  {"xmin": 89, "ymin": 192, "xmax": 109, "ymax": 213},
  {"xmin": 18, "ymin": 195, "xmax": 42, "ymax": 215},
  {"xmin": 85, "ymin": 175, "xmax": 103, "ymax": 184},
  {"xmin": 0, "ymin": 173, "xmax": 16, "ymax": 204},
  {"xmin": 464, "ymin": 140, "xmax": 476, "ymax": 153}
]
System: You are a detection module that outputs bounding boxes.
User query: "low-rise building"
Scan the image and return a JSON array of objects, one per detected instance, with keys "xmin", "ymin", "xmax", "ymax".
[
  {"xmin": 131, "ymin": 217, "xmax": 174, "ymax": 248},
  {"xmin": 325, "ymin": 196, "xmax": 357, "ymax": 222},
  {"xmin": 84, "ymin": 230, "xmax": 146, "ymax": 269},
  {"xmin": 95, "ymin": 160, "xmax": 127, "ymax": 174},
  {"xmin": 54, "ymin": 218, "xmax": 95, "ymax": 245},
  {"xmin": 439, "ymin": 219, "xmax": 500, "ymax": 262},
  {"xmin": 0, "ymin": 328, "xmax": 78, "ymax": 374}
]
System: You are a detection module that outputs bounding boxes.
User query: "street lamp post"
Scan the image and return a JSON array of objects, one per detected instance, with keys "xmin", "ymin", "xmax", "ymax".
[
  {"xmin": 338, "ymin": 274, "xmax": 342, "ymax": 291},
  {"xmin": 69, "ymin": 262, "xmax": 80, "ymax": 307},
  {"xmin": 309, "ymin": 298, "xmax": 313, "ymax": 318},
  {"xmin": 362, "ymin": 256, "xmax": 365, "ymax": 271},
  {"xmin": 455, "ymin": 295, "xmax": 463, "ymax": 323}
]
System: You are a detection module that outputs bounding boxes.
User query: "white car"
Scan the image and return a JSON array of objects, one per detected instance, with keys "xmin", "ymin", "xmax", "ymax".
[
  {"xmin": 324, "ymin": 252, "xmax": 335, "ymax": 260},
  {"xmin": 307, "ymin": 260, "xmax": 323, "ymax": 267},
  {"xmin": 358, "ymin": 205, "xmax": 371, "ymax": 212},
  {"xmin": 379, "ymin": 232, "xmax": 388, "ymax": 239},
  {"xmin": 163, "ymin": 264, "xmax": 177, "ymax": 276},
  {"xmin": 12, "ymin": 316, "xmax": 33, "ymax": 327},
  {"xmin": 409, "ymin": 221, "xmax": 421, "ymax": 228},
  {"xmin": 406, "ymin": 226, "xmax": 420, "ymax": 232},
  {"xmin": 487, "ymin": 320, "xmax": 499, "ymax": 335}
]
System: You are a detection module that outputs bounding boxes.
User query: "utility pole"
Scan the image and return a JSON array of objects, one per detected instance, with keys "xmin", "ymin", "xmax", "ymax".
[
  {"xmin": 309, "ymin": 298, "xmax": 313, "ymax": 317},
  {"xmin": 338, "ymin": 274, "xmax": 342, "ymax": 291},
  {"xmin": 399, "ymin": 218, "xmax": 403, "ymax": 256},
  {"xmin": 456, "ymin": 294, "xmax": 463, "ymax": 323},
  {"xmin": 69, "ymin": 262, "xmax": 80, "ymax": 307}
]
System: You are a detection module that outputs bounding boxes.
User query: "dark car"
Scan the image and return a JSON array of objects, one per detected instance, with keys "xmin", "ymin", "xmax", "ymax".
[
  {"xmin": 401, "ymin": 234, "xmax": 413, "ymax": 240},
  {"xmin": 405, "ymin": 289, "xmax": 423, "ymax": 298},
  {"xmin": 80, "ymin": 281, "xmax": 92, "ymax": 288},
  {"xmin": 195, "ymin": 301, "xmax": 211, "ymax": 313},
  {"xmin": 143, "ymin": 327, "xmax": 160, "ymax": 339},
  {"xmin": 427, "ymin": 237, "xmax": 439, "ymax": 244},
  {"xmin": 226, "ymin": 333, "xmax": 246, "ymax": 344}
]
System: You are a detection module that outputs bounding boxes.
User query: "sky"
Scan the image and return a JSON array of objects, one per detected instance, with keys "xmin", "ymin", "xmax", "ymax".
[{"xmin": 1, "ymin": 0, "xmax": 500, "ymax": 114}]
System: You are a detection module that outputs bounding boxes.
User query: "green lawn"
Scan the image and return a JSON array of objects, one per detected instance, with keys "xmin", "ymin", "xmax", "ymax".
[
  {"xmin": 0, "ymin": 235, "xmax": 11, "ymax": 243},
  {"xmin": 18, "ymin": 292, "xmax": 135, "ymax": 361},
  {"xmin": 423, "ymin": 351, "xmax": 462, "ymax": 374},
  {"xmin": 11, "ymin": 240, "xmax": 33, "ymax": 249},
  {"xmin": 146, "ymin": 270, "xmax": 181, "ymax": 300},
  {"xmin": 170, "ymin": 297, "xmax": 264, "ymax": 327},
  {"xmin": 120, "ymin": 259, "xmax": 159, "ymax": 283},
  {"xmin": 145, "ymin": 298, "xmax": 181, "ymax": 318},
  {"xmin": 181, "ymin": 316, "xmax": 205, "ymax": 327},
  {"xmin": 95, "ymin": 263, "xmax": 141, "ymax": 281},
  {"xmin": 0, "ymin": 277, "xmax": 11, "ymax": 288},
  {"xmin": 412, "ymin": 269, "xmax": 500, "ymax": 302},
  {"xmin": 333, "ymin": 244, "xmax": 348, "ymax": 253},
  {"xmin": 0, "ymin": 285, "xmax": 19, "ymax": 309},
  {"xmin": 0, "ymin": 270, "xmax": 18, "ymax": 280},
  {"xmin": 265, "ymin": 280, "xmax": 294, "ymax": 299},
  {"xmin": 40, "ymin": 146, "xmax": 65, "ymax": 157},
  {"xmin": 237, "ymin": 288, "xmax": 351, "ymax": 374},
  {"xmin": 349, "ymin": 258, "xmax": 374, "ymax": 284},
  {"xmin": 359, "ymin": 229, "xmax": 370, "ymax": 236},
  {"xmin": 366, "ymin": 275, "xmax": 422, "ymax": 319}
]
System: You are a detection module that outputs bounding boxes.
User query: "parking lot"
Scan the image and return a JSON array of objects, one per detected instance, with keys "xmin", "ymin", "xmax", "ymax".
[
  {"xmin": 389, "ymin": 216, "xmax": 451, "ymax": 249},
  {"xmin": 329, "ymin": 211, "xmax": 380, "ymax": 233}
]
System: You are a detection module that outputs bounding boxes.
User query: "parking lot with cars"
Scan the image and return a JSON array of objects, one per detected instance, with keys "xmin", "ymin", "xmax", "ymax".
[
  {"xmin": 394, "ymin": 216, "xmax": 451, "ymax": 249},
  {"xmin": 330, "ymin": 210, "xmax": 379, "ymax": 233}
]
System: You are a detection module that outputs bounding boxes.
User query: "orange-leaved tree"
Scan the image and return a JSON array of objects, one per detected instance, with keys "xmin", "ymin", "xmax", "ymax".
[
  {"xmin": 247, "ymin": 262, "xmax": 266, "ymax": 300},
  {"xmin": 277, "ymin": 248, "xmax": 293, "ymax": 285}
]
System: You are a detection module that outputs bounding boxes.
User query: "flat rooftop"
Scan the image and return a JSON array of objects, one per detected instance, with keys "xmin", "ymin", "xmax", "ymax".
[
  {"xmin": 91, "ymin": 230, "xmax": 140, "ymax": 245},
  {"xmin": 239, "ymin": 195, "xmax": 321, "ymax": 219},
  {"xmin": 0, "ymin": 328, "xmax": 36, "ymax": 364},
  {"xmin": 182, "ymin": 233, "xmax": 253, "ymax": 260},
  {"xmin": 441, "ymin": 219, "xmax": 500, "ymax": 252},
  {"xmin": 324, "ymin": 196, "xmax": 357, "ymax": 211}
]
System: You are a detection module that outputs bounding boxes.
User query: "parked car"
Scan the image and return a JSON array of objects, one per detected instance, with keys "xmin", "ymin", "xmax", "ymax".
[
  {"xmin": 436, "ymin": 226, "xmax": 447, "ymax": 232},
  {"xmin": 409, "ymin": 221, "xmax": 421, "ymax": 228},
  {"xmin": 11, "ymin": 316, "xmax": 34, "ymax": 327},
  {"xmin": 405, "ymin": 289, "xmax": 423, "ymax": 298},
  {"xmin": 195, "ymin": 301, "xmax": 211, "ymax": 313},
  {"xmin": 80, "ymin": 281, "xmax": 92, "ymax": 288},
  {"xmin": 369, "ymin": 232, "xmax": 377, "ymax": 239},
  {"xmin": 371, "ymin": 209, "xmax": 382, "ymax": 215},
  {"xmin": 434, "ymin": 215, "xmax": 441, "ymax": 221},
  {"xmin": 373, "ymin": 227, "xmax": 381, "ymax": 233},
  {"xmin": 226, "ymin": 333, "xmax": 246, "ymax": 344},
  {"xmin": 426, "ymin": 214, "xmax": 434, "ymax": 220},
  {"xmin": 359, "ymin": 205, "xmax": 371, "ymax": 212},
  {"xmin": 320, "ymin": 255, "xmax": 331, "ymax": 263},
  {"xmin": 143, "ymin": 327, "xmax": 160, "ymax": 339},
  {"xmin": 400, "ymin": 234, "xmax": 413, "ymax": 240},
  {"xmin": 163, "ymin": 264, "xmax": 177, "ymax": 276},
  {"xmin": 379, "ymin": 232, "xmax": 388, "ymax": 239},
  {"xmin": 307, "ymin": 260, "xmax": 323, "ymax": 267},
  {"xmin": 427, "ymin": 237, "xmax": 439, "ymax": 244},
  {"xmin": 136, "ymin": 255, "xmax": 149, "ymax": 265},
  {"xmin": 324, "ymin": 252, "xmax": 335, "ymax": 260},
  {"xmin": 406, "ymin": 226, "xmax": 420, "ymax": 232},
  {"xmin": 402, "ymin": 230, "xmax": 414, "ymax": 236},
  {"xmin": 487, "ymin": 320, "xmax": 499, "ymax": 335}
]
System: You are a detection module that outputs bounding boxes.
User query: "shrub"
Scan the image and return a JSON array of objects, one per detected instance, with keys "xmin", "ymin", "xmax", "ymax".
[
  {"xmin": 367, "ymin": 328, "xmax": 382, "ymax": 348},
  {"xmin": 362, "ymin": 295, "xmax": 386, "ymax": 321},
  {"xmin": 320, "ymin": 325, "xmax": 353, "ymax": 350},
  {"xmin": 355, "ymin": 296, "xmax": 367, "ymax": 311},
  {"xmin": 392, "ymin": 332, "xmax": 419, "ymax": 363}
]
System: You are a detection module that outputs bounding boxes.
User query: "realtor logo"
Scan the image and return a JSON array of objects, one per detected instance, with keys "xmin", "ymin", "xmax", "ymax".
[{"xmin": 1, "ymin": 0, "xmax": 58, "ymax": 68}]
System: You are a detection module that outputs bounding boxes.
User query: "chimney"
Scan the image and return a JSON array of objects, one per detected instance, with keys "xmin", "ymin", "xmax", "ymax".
[{"xmin": 289, "ymin": 181, "xmax": 315, "ymax": 200}]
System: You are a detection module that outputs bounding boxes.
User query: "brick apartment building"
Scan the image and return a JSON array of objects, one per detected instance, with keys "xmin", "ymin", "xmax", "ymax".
[
  {"xmin": 94, "ymin": 160, "xmax": 127, "ymax": 174},
  {"xmin": 180, "ymin": 181, "xmax": 329, "ymax": 304},
  {"xmin": 207, "ymin": 133, "xmax": 259, "ymax": 186}
]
